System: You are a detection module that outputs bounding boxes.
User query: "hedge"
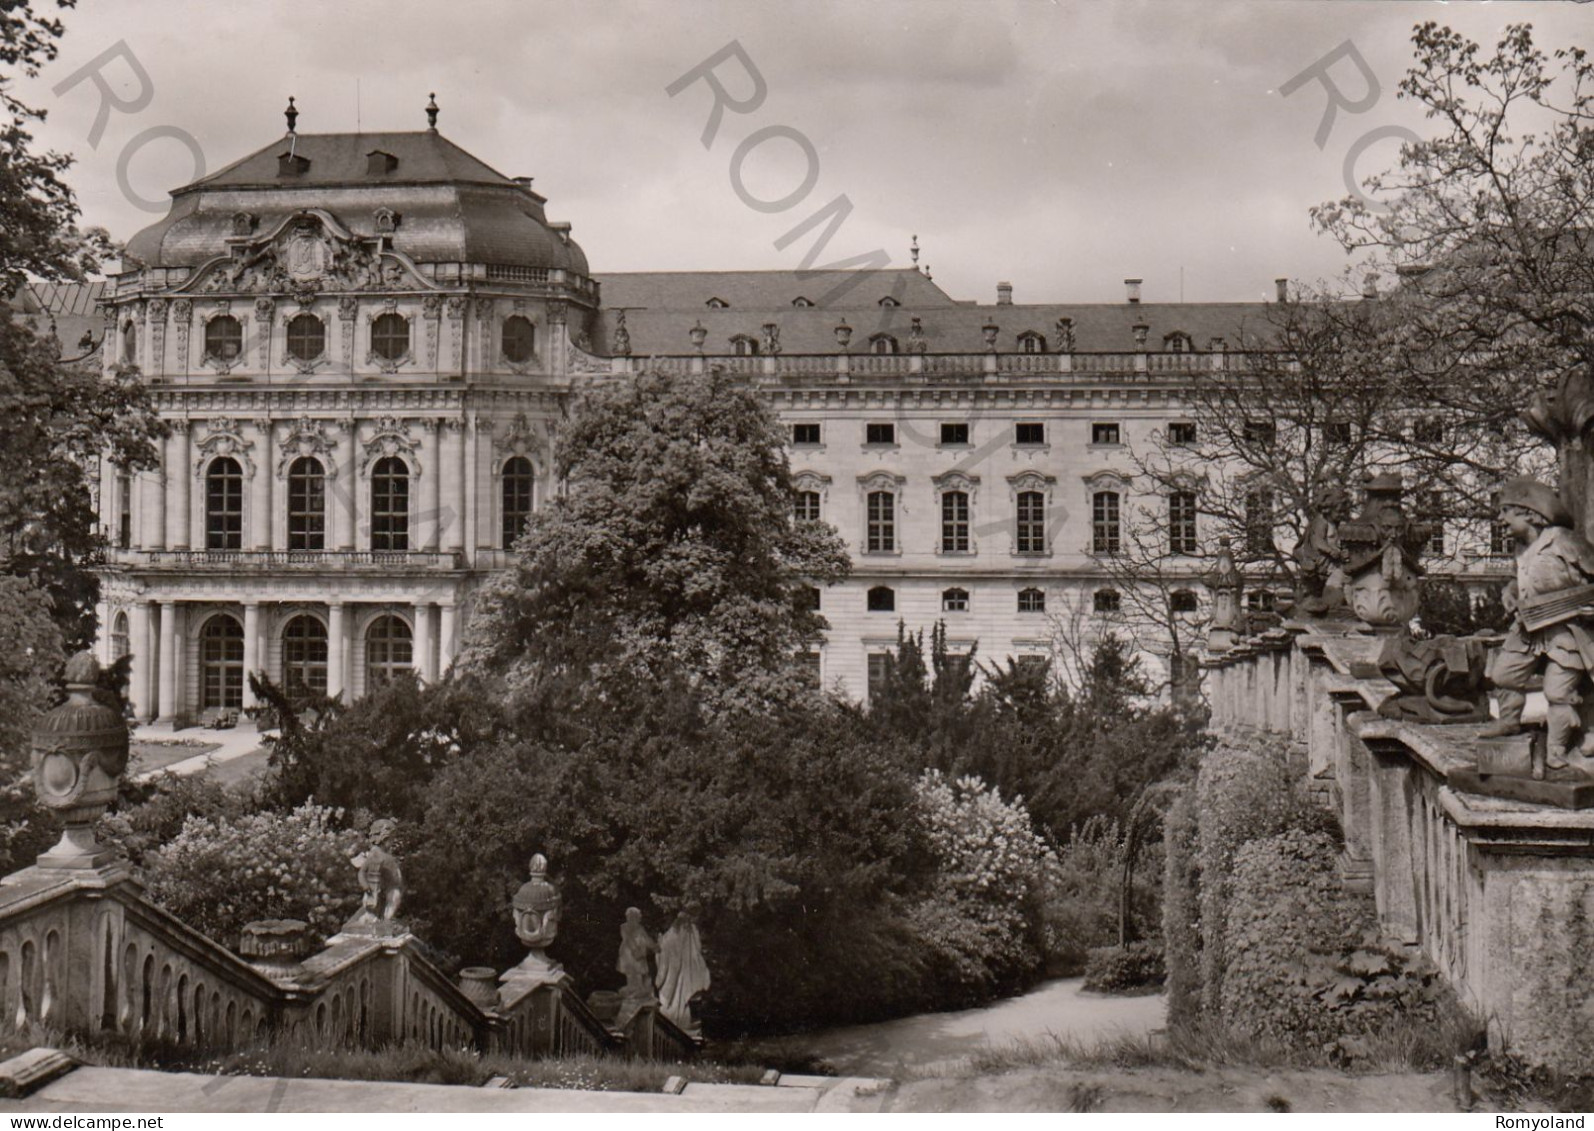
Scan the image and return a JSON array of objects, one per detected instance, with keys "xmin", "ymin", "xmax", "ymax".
[{"xmin": 1161, "ymin": 789, "xmax": 1202, "ymax": 1023}]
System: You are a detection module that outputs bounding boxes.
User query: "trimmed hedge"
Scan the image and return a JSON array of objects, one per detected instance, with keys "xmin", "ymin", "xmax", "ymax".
[{"xmin": 1082, "ymin": 941, "xmax": 1165, "ymax": 993}]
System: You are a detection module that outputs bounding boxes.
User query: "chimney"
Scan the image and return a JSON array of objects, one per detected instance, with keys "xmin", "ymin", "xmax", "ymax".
[
  {"xmin": 1124, "ymin": 278, "xmax": 1142, "ymax": 304},
  {"xmin": 513, "ymin": 176, "xmax": 534, "ymax": 190},
  {"xmin": 996, "ymin": 281, "xmax": 1013, "ymax": 305},
  {"xmin": 1275, "ymin": 278, "xmax": 1289, "ymax": 303}
]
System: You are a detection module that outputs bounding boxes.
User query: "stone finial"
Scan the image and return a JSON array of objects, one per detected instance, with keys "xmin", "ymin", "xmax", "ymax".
[
  {"xmin": 611, "ymin": 309, "xmax": 631, "ymax": 357},
  {"xmin": 834, "ymin": 321, "xmax": 853, "ymax": 350},
  {"xmin": 32, "ymin": 652, "xmax": 128, "ymax": 869},
  {"xmin": 502, "ymin": 853, "xmax": 564, "ymax": 986},
  {"xmin": 284, "ymin": 96, "xmax": 298, "ymax": 133},
  {"xmin": 1204, "ymin": 538, "xmax": 1245, "ymax": 654},
  {"xmin": 1132, "ymin": 320, "xmax": 1150, "ymax": 348},
  {"xmin": 981, "ymin": 320, "xmax": 999, "ymax": 352},
  {"xmin": 426, "ymin": 92, "xmax": 440, "ymax": 130},
  {"xmin": 689, "ymin": 321, "xmax": 707, "ymax": 352}
]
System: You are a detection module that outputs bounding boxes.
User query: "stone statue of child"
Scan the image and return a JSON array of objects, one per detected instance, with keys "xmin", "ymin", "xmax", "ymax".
[
  {"xmin": 1479, "ymin": 477, "xmax": 1594, "ymax": 773},
  {"xmin": 617, "ymin": 907, "xmax": 658, "ymax": 1002},
  {"xmin": 1295, "ymin": 485, "xmax": 1353, "ymax": 615},
  {"xmin": 356, "ymin": 818, "xmax": 403, "ymax": 921}
]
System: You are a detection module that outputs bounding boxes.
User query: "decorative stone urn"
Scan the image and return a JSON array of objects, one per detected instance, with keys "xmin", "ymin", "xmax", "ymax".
[
  {"xmin": 1338, "ymin": 474, "xmax": 1426, "ymax": 633},
  {"xmin": 31, "ymin": 652, "xmax": 128, "ymax": 870},
  {"xmin": 457, "ymin": 966, "xmax": 499, "ymax": 1010},
  {"xmin": 240, "ymin": 918, "xmax": 311, "ymax": 984},
  {"xmin": 501, "ymin": 853, "xmax": 565, "ymax": 988},
  {"xmin": 1204, "ymin": 537, "xmax": 1245, "ymax": 654}
]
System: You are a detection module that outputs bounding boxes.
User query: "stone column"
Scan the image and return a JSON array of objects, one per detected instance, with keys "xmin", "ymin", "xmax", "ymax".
[
  {"xmin": 142, "ymin": 460, "xmax": 167, "ymax": 552},
  {"xmin": 157, "ymin": 600, "xmax": 178, "ymax": 722},
  {"xmin": 327, "ymin": 601, "xmax": 345, "ymax": 699},
  {"xmin": 99, "ymin": 456, "xmax": 117, "ymax": 545},
  {"xmin": 438, "ymin": 602, "xmax": 457, "ymax": 675},
  {"xmin": 336, "ymin": 419, "xmax": 357, "ymax": 552},
  {"xmin": 251, "ymin": 420, "xmax": 273, "ymax": 551},
  {"xmin": 94, "ymin": 601, "xmax": 112, "ymax": 663},
  {"xmin": 168, "ymin": 420, "xmax": 191, "ymax": 550},
  {"xmin": 242, "ymin": 602, "xmax": 260, "ymax": 709},
  {"xmin": 421, "ymin": 419, "xmax": 440, "ymax": 551},
  {"xmin": 131, "ymin": 601, "xmax": 154, "ymax": 721},
  {"xmin": 444, "ymin": 419, "xmax": 466, "ymax": 554},
  {"xmin": 464, "ymin": 416, "xmax": 479, "ymax": 559},
  {"xmin": 413, "ymin": 602, "xmax": 433, "ymax": 682},
  {"xmin": 475, "ymin": 418, "xmax": 494, "ymax": 554}
]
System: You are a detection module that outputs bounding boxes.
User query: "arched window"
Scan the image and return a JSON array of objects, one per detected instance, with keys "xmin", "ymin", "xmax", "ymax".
[
  {"xmin": 870, "ymin": 335, "xmax": 898, "ymax": 355},
  {"xmin": 1017, "ymin": 587, "xmax": 1045, "ymax": 613},
  {"xmin": 1018, "ymin": 332, "xmax": 1046, "ymax": 354},
  {"xmin": 365, "ymin": 615, "xmax": 413, "ymax": 687},
  {"xmin": 200, "ymin": 615, "xmax": 244, "ymax": 710},
  {"xmin": 121, "ymin": 322, "xmax": 137, "ymax": 365},
  {"xmin": 1092, "ymin": 491, "xmax": 1121, "ymax": 554},
  {"xmin": 282, "ymin": 616, "xmax": 328, "ymax": 699},
  {"xmin": 791, "ymin": 296, "xmax": 813, "ymax": 308},
  {"xmin": 1171, "ymin": 589, "xmax": 1199, "ymax": 614},
  {"xmin": 1094, "ymin": 588, "xmax": 1121, "ymax": 613},
  {"xmin": 286, "ymin": 313, "xmax": 326, "ymax": 362},
  {"xmin": 287, "ymin": 457, "xmax": 325, "ymax": 551},
  {"xmin": 878, "ymin": 296, "xmax": 900, "ymax": 308},
  {"xmin": 793, "ymin": 490, "xmax": 821, "ymax": 523},
  {"xmin": 1169, "ymin": 490, "xmax": 1197, "ymax": 555},
  {"xmin": 370, "ymin": 313, "xmax": 410, "ymax": 361},
  {"xmin": 502, "ymin": 316, "xmax": 536, "ymax": 364},
  {"xmin": 866, "ymin": 491, "xmax": 895, "ymax": 552},
  {"xmin": 730, "ymin": 335, "xmax": 759, "ymax": 356},
  {"xmin": 941, "ymin": 490, "xmax": 969, "ymax": 553},
  {"xmin": 205, "ymin": 457, "xmax": 244, "ymax": 550},
  {"xmin": 204, "ymin": 316, "xmax": 242, "ymax": 363},
  {"xmin": 1016, "ymin": 491, "xmax": 1046, "ymax": 554},
  {"xmin": 501, "ymin": 456, "xmax": 535, "ymax": 548},
  {"xmin": 867, "ymin": 585, "xmax": 895, "ymax": 612},
  {"xmin": 111, "ymin": 612, "xmax": 130, "ymax": 660},
  {"xmin": 705, "ymin": 297, "xmax": 729, "ymax": 309},
  {"xmin": 942, "ymin": 587, "xmax": 969, "ymax": 613},
  {"xmin": 370, "ymin": 457, "xmax": 409, "ymax": 551}
]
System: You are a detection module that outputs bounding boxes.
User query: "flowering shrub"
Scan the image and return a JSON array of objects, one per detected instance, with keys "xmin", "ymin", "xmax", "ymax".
[
  {"xmin": 142, "ymin": 804, "xmax": 366, "ymax": 945},
  {"xmin": 909, "ymin": 770, "xmax": 1058, "ymax": 992},
  {"xmin": 1082, "ymin": 941, "xmax": 1165, "ymax": 993}
]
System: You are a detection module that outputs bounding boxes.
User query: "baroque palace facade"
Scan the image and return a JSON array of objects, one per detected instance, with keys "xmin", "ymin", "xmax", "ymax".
[{"xmin": 67, "ymin": 110, "xmax": 1427, "ymax": 723}]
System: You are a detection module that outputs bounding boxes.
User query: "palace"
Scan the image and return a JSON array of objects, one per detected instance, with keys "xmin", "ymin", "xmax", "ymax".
[{"xmin": 52, "ymin": 106, "xmax": 1409, "ymax": 721}]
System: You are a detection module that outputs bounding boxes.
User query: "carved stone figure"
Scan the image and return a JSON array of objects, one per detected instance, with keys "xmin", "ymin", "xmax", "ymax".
[
  {"xmin": 1338, "ymin": 474, "xmax": 1427, "ymax": 631},
  {"xmin": 906, "ymin": 317, "xmax": 926, "ymax": 354},
  {"xmin": 1204, "ymin": 537, "xmax": 1246, "ymax": 654},
  {"xmin": 614, "ymin": 907, "xmax": 658, "ymax": 1027},
  {"xmin": 611, "ymin": 309, "xmax": 631, "ymax": 357},
  {"xmin": 655, "ymin": 902, "xmax": 710, "ymax": 1037},
  {"xmin": 1055, "ymin": 317, "xmax": 1075, "ymax": 353},
  {"xmin": 1294, "ymin": 485, "xmax": 1354, "ymax": 616},
  {"xmin": 1371, "ymin": 632, "xmax": 1491, "ymax": 724},
  {"xmin": 344, "ymin": 818, "xmax": 405, "ymax": 936},
  {"xmin": 1479, "ymin": 477, "xmax": 1594, "ymax": 775}
]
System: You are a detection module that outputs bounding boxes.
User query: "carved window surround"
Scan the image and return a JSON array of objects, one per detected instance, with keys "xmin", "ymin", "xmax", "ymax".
[
  {"xmin": 194, "ymin": 417, "xmax": 256, "ymax": 479},
  {"xmin": 857, "ymin": 471, "xmax": 905, "ymax": 557},
  {"xmin": 933, "ymin": 470, "xmax": 980, "ymax": 556},
  {"xmin": 359, "ymin": 416, "xmax": 422, "ymax": 478},
  {"xmin": 1009, "ymin": 471, "xmax": 1058, "ymax": 558},
  {"xmin": 276, "ymin": 417, "xmax": 336, "ymax": 479},
  {"xmin": 365, "ymin": 302, "xmax": 414, "ymax": 374}
]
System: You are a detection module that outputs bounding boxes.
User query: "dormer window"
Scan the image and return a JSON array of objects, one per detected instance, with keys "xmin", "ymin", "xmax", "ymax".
[
  {"xmin": 869, "ymin": 334, "xmax": 898, "ymax": 355},
  {"xmin": 878, "ymin": 296, "xmax": 900, "ymax": 308},
  {"xmin": 366, "ymin": 150, "xmax": 399, "ymax": 175},
  {"xmin": 277, "ymin": 151, "xmax": 311, "ymax": 177},
  {"xmin": 1164, "ymin": 332, "xmax": 1193, "ymax": 353},
  {"xmin": 730, "ymin": 335, "xmax": 759, "ymax": 356},
  {"xmin": 792, "ymin": 297, "xmax": 813, "ymax": 308},
  {"xmin": 1017, "ymin": 332, "xmax": 1047, "ymax": 354},
  {"xmin": 706, "ymin": 297, "xmax": 729, "ymax": 309}
]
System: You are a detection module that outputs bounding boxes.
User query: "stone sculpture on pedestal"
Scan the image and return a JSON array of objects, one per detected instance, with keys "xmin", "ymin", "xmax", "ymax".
[
  {"xmin": 344, "ymin": 817, "xmax": 406, "ymax": 937},
  {"xmin": 502, "ymin": 853, "xmax": 564, "ymax": 984},
  {"xmin": 1338, "ymin": 474, "xmax": 1427, "ymax": 632},
  {"xmin": 655, "ymin": 902, "xmax": 710, "ymax": 1038},
  {"xmin": 1294, "ymin": 485, "xmax": 1353, "ymax": 617},
  {"xmin": 615, "ymin": 907, "xmax": 658, "ymax": 1027},
  {"xmin": 1478, "ymin": 477, "xmax": 1594, "ymax": 777},
  {"xmin": 1204, "ymin": 537, "xmax": 1246, "ymax": 654},
  {"xmin": 31, "ymin": 653, "xmax": 129, "ymax": 871}
]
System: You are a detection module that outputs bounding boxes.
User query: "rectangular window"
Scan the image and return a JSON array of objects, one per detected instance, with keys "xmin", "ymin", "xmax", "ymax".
[
  {"xmin": 116, "ymin": 470, "xmax": 132, "ymax": 550},
  {"xmin": 792, "ymin": 422, "xmax": 821, "ymax": 445},
  {"xmin": 1244, "ymin": 421, "xmax": 1276, "ymax": 449},
  {"xmin": 940, "ymin": 422, "xmax": 969, "ymax": 445},
  {"xmin": 865, "ymin": 422, "xmax": 896, "ymax": 446},
  {"xmin": 1490, "ymin": 520, "xmax": 1511, "ymax": 556},
  {"xmin": 1092, "ymin": 491, "xmax": 1120, "ymax": 554},
  {"xmin": 287, "ymin": 467, "xmax": 327, "ymax": 551},
  {"xmin": 794, "ymin": 490, "xmax": 821, "ymax": 523},
  {"xmin": 1324, "ymin": 420, "xmax": 1352, "ymax": 446},
  {"xmin": 941, "ymin": 491, "xmax": 970, "ymax": 553},
  {"xmin": 798, "ymin": 650, "xmax": 822, "ymax": 688},
  {"xmin": 1016, "ymin": 491, "xmax": 1046, "ymax": 554},
  {"xmin": 942, "ymin": 587, "xmax": 969, "ymax": 613},
  {"xmin": 867, "ymin": 653, "xmax": 891, "ymax": 702},
  {"xmin": 1092, "ymin": 422, "xmax": 1121, "ymax": 446},
  {"xmin": 1168, "ymin": 422, "xmax": 1197, "ymax": 446},
  {"xmin": 1015, "ymin": 422, "xmax": 1046, "ymax": 446},
  {"xmin": 867, "ymin": 491, "xmax": 895, "ymax": 552},
  {"xmin": 1421, "ymin": 491, "xmax": 1445, "ymax": 555},
  {"xmin": 1413, "ymin": 418, "xmax": 1444, "ymax": 444},
  {"xmin": 1169, "ymin": 491, "xmax": 1197, "ymax": 555},
  {"xmin": 1018, "ymin": 587, "xmax": 1046, "ymax": 613},
  {"xmin": 1245, "ymin": 489, "xmax": 1274, "ymax": 555}
]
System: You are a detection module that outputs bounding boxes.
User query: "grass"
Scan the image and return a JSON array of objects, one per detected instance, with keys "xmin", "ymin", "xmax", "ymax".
[
  {"xmin": 129, "ymin": 740, "xmax": 221, "ymax": 774},
  {"xmin": 0, "ymin": 1024, "xmax": 765, "ymax": 1094}
]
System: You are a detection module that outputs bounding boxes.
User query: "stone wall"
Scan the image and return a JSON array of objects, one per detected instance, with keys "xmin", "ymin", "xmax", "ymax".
[{"xmin": 1205, "ymin": 628, "xmax": 1594, "ymax": 1073}]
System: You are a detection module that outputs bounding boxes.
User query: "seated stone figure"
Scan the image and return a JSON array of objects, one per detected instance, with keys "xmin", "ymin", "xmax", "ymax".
[
  {"xmin": 1295, "ymin": 486, "xmax": 1353, "ymax": 615},
  {"xmin": 1480, "ymin": 477, "xmax": 1594, "ymax": 773}
]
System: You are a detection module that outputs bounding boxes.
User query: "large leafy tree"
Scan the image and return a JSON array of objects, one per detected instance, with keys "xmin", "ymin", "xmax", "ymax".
[
  {"xmin": 1, "ymin": 1, "xmax": 162, "ymax": 763},
  {"xmin": 465, "ymin": 366, "xmax": 851, "ymax": 715}
]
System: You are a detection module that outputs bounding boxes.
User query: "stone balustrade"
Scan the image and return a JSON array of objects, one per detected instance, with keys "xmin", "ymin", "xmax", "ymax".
[{"xmin": 1205, "ymin": 625, "xmax": 1594, "ymax": 1073}]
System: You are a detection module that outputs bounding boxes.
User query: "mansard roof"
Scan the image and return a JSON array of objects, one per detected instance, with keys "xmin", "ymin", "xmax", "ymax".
[
  {"xmin": 124, "ymin": 131, "xmax": 588, "ymax": 277},
  {"xmin": 596, "ymin": 269, "xmax": 959, "ymax": 312},
  {"xmin": 7, "ymin": 280, "xmax": 107, "ymax": 360}
]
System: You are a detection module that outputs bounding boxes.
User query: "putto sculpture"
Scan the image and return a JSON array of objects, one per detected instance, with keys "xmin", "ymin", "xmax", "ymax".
[
  {"xmin": 615, "ymin": 907, "xmax": 658, "ymax": 1027},
  {"xmin": 1294, "ymin": 485, "xmax": 1353, "ymax": 617},
  {"xmin": 345, "ymin": 817, "xmax": 406, "ymax": 936},
  {"xmin": 1479, "ymin": 477, "xmax": 1594, "ymax": 774}
]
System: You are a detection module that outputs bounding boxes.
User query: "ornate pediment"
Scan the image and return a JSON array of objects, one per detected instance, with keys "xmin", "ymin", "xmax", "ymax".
[
  {"xmin": 277, "ymin": 417, "xmax": 336, "ymax": 477},
  {"xmin": 933, "ymin": 470, "xmax": 980, "ymax": 500},
  {"xmin": 195, "ymin": 417, "xmax": 255, "ymax": 478},
  {"xmin": 792, "ymin": 470, "xmax": 832, "ymax": 500},
  {"xmin": 1081, "ymin": 469, "xmax": 1130, "ymax": 494},
  {"xmin": 857, "ymin": 471, "xmax": 906, "ymax": 494},
  {"xmin": 360, "ymin": 416, "xmax": 421, "ymax": 476},
  {"xmin": 493, "ymin": 412, "xmax": 552, "ymax": 460},
  {"xmin": 186, "ymin": 210, "xmax": 431, "ymax": 301}
]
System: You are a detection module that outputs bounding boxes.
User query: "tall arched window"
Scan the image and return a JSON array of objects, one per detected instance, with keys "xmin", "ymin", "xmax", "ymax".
[
  {"xmin": 1092, "ymin": 491, "xmax": 1121, "ymax": 554},
  {"xmin": 287, "ymin": 457, "xmax": 326, "ymax": 551},
  {"xmin": 282, "ymin": 616, "xmax": 328, "ymax": 699},
  {"xmin": 121, "ymin": 322, "xmax": 137, "ymax": 365},
  {"xmin": 501, "ymin": 456, "xmax": 535, "ymax": 548},
  {"xmin": 941, "ymin": 490, "xmax": 969, "ymax": 553},
  {"xmin": 1169, "ymin": 490, "xmax": 1198, "ymax": 555},
  {"xmin": 205, "ymin": 457, "xmax": 243, "ymax": 550},
  {"xmin": 1016, "ymin": 491, "xmax": 1046, "ymax": 553},
  {"xmin": 111, "ymin": 612, "xmax": 130, "ymax": 661},
  {"xmin": 200, "ymin": 615, "xmax": 244, "ymax": 709},
  {"xmin": 366, "ymin": 615, "xmax": 413, "ymax": 687},
  {"xmin": 370, "ymin": 457, "xmax": 409, "ymax": 551},
  {"xmin": 866, "ymin": 491, "xmax": 895, "ymax": 552},
  {"xmin": 204, "ymin": 316, "xmax": 242, "ymax": 363}
]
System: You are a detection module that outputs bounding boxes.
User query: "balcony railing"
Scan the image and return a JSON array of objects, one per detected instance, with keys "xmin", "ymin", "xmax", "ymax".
[
  {"xmin": 619, "ymin": 350, "xmax": 1239, "ymax": 382},
  {"xmin": 131, "ymin": 549, "xmax": 464, "ymax": 570}
]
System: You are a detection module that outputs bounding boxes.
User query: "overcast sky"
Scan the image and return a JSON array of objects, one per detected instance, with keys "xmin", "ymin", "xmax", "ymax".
[{"xmin": 19, "ymin": 0, "xmax": 1591, "ymax": 304}]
